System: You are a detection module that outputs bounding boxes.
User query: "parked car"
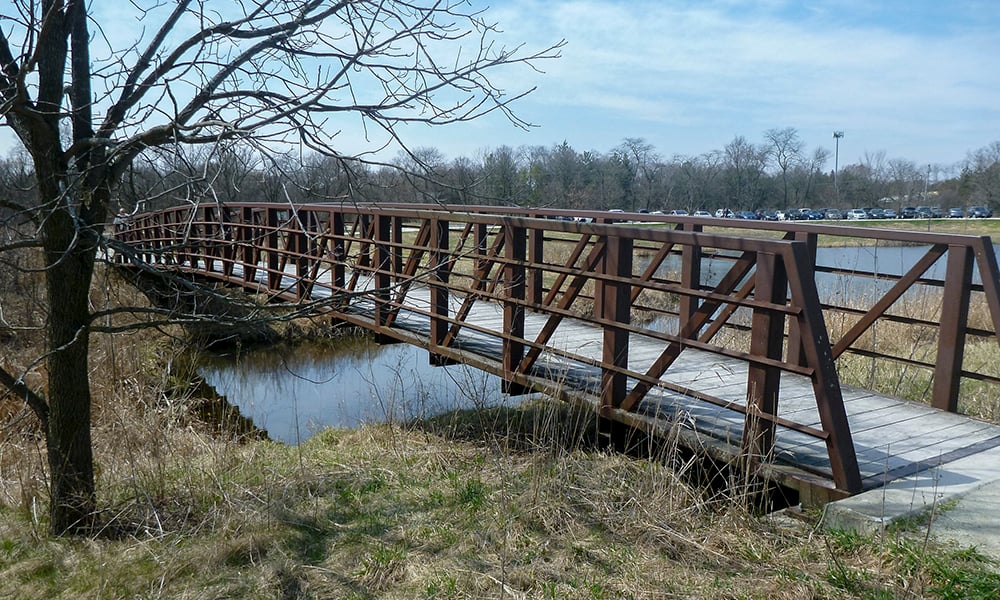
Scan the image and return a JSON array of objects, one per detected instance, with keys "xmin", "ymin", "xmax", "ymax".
[
  {"xmin": 915, "ymin": 206, "xmax": 933, "ymax": 218},
  {"xmin": 948, "ymin": 207, "xmax": 965, "ymax": 218},
  {"xmin": 846, "ymin": 208, "xmax": 868, "ymax": 220},
  {"xmin": 714, "ymin": 208, "xmax": 734, "ymax": 218},
  {"xmin": 882, "ymin": 209, "xmax": 898, "ymax": 219},
  {"xmin": 668, "ymin": 209, "xmax": 688, "ymax": 216},
  {"xmin": 734, "ymin": 210, "xmax": 758, "ymax": 220},
  {"xmin": 867, "ymin": 208, "xmax": 885, "ymax": 219},
  {"xmin": 761, "ymin": 210, "xmax": 779, "ymax": 221},
  {"xmin": 969, "ymin": 205, "xmax": 993, "ymax": 218},
  {"xmin": 900, "ymin": 206, "xmax": 918, "ymax": 218},
  {"xmin": 803, "ymin": 210, "xmax": 825, "ymax": 220},
  {"xmin": 824, "ymin": 208, "xmax": 844, "ymax": 220},
  {"xmin": 693, "ymin": 210, "xmax": 712, "ymax": 217}
]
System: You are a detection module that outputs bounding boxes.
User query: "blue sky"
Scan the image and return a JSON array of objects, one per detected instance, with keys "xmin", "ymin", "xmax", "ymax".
[
  {"xmin": 395, "ymin": 0, "xmax": 1000, "ymax": 170},
  {"xmin": 2, "ymin": 0, "xmax": 997, "ymax": 172}
]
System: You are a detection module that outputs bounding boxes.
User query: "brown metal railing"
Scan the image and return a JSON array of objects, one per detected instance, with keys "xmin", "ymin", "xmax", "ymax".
[
  {"xmin": 113, "ymin": 202, "xmax": 1000, "ymax": 495},
  {"xmin": 371, "ymin": 204, "xmax": 1000, "ymax": 414}
]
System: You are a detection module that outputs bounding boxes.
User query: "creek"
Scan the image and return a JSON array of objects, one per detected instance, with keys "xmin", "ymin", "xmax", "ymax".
[{"xmin": 199, "ymin": 337, "xmax": 507, "ymax": 444}]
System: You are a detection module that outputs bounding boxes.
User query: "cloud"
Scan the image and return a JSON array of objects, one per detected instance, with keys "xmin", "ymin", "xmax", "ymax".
[{"xmin": 481, "ymin": 0, "xmax": 1000, "ymax": 164}]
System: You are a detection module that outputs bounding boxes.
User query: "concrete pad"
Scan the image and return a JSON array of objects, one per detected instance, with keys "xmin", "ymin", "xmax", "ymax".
[{"xmin": 822, "ymin": 445, "xmax": 1000, "ymax": 559}]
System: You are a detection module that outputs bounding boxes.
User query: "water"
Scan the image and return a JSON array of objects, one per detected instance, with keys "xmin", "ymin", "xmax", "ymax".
[{"xmin": 199, "ymin": 337, "xmax": 508, "ymax": 444}]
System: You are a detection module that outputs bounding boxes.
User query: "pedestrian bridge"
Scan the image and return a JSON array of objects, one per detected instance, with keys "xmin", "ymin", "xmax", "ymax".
[{"xmin": 112, "ymin": 203, "xmax": 1000, "ymax": 503}]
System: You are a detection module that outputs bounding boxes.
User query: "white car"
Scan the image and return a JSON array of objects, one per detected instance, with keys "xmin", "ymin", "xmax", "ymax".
[{"xmin": 846, "ymin": 209, "xmax": 868, "ymax": 220}]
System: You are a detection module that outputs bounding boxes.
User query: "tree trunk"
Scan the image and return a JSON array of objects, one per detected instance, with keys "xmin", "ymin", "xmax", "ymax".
[{"xmin": 43, "ymin": 207, "xmax": 97, "ymax": 535}]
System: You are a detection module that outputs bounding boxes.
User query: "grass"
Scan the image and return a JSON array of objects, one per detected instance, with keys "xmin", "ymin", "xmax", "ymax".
[
  {"xmin": 3, "ymin": 305, "xmax": 1000, "ymax": 599},
  {"xmin": 4, "ymin": 404, "xmax": 1000, "ymax": 598},
  {"xmin": 3, "ymin": 237, "xmax": 1000, "ymax": 597}
]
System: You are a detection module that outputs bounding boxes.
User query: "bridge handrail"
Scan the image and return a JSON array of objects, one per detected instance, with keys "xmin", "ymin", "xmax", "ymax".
[
  {"xmin": 113, "ymin": 201, "xmax": 1000, "ymax": 495},
  {"xmin": 367, "ymin": 203, "xmax": 1000, "ymax": 412}
]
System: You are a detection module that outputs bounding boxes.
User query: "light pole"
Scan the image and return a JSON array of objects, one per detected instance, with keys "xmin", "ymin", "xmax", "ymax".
[{"xmin": 833, "ymin": 131, "xmax": 844, "ymax": 202}]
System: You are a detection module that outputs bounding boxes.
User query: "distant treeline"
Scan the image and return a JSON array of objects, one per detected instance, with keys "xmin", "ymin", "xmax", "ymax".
[{"xmin": 2, "ymin": 129, "xmax": 999, "ymax": 217}]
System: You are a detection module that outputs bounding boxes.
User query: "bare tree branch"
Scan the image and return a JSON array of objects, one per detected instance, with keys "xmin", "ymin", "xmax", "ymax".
[{"xmin": 0, "ymin": 363, "xmax": 48, "ymax": 427}]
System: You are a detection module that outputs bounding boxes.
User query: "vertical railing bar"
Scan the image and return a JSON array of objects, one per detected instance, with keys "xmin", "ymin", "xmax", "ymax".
[
  {"xmin": 527, "ymin": 225, "xmax": 544, "ymax": 309},
  {"xmin": 742, "ymin": 251, "xmax": 787, "ymax": 468},
  {"xmin": 932, "ymin": 244, "xmax": 975, "ymax": 411},
  {"xmin": 429, "ymin": 217, "xmax": 453, "ymax": 365},
  {"xmin": 598, "ymin": 233, "xmax": 632, "ymax": 414},
  {"xmin": 972, "ymin": 236, "xmax": 1000, "ymax": 347},
  {"xmin": 266, "ymin": 207, "xmax": 282, "ymax": 291},
  {"xmin": 374, "ymin": 213, "xmax": 393, "ymax": 327},
  {"xmin": 678, "ymin": 222, "xmax": 703, "ymax": 332},
  {"xmin": 502, "ymin": 222, "xmax": 528, "ymax": 395}
]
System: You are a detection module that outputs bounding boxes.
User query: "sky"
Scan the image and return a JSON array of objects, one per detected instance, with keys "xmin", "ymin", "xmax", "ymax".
[
  {"xmin": 1, "ymin": 0, "xmax": 998, "ymax": 172},
  {"xmin": 396, "ymin": 0, "xmax": 1000, "ymax": 171}
]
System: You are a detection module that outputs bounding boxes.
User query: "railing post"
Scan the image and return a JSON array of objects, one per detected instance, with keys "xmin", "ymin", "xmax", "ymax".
[
  {"xmin": 502, "ymin": 223, "xmax": 529, "ymax": 395},
  {"xmin": 932, "ymin": 244, "xmax": 975, "ymax": 412},
  {"xmin": 374, "ymin": 213, "xmax": 393, "ymax": 329},
  {"xmin": 240, "ymin": 207, "xmax": 256, "ymax": 284},
  {"xmin": 392, "ymin": 215, "xmax": 404, "ymax": 283},
  {"xmin": 203, "ymin": 205, "xmax": 217, "ymax": 273},
  {"xmin": 331, "ymin": 211, "xmax": 345, "ymax": 292},
  {"xmin": 598, "ymin": 233, "xmax": 632, "ymax": 414},
  {"xmin": 527, "ymin": 225, "xmax": 544, "ymax": 309},
  {"xmin": 294, "ymin": 211, "xmax": 311, "ymax": 301},
  {"xmin": 429, "ymin": 217, "xmax": 455, "ymax": 366},
  {"xmin": 743, "ymin": 251, "xmax": 787, "ymax": 465},
  {"xmin": 474, "ymin": 222, "xmax": 490, "ymax": 288},
  {"xmin": 679, "ymin": 223, "xmax": 702, "ymax": 334},
  {"xmin": 266, "ymin": 207, "xmax": 282, "ymax": 291},
  {"xmin": 786, "ymin": 231, "xmax": 817, "ymax": 366}
]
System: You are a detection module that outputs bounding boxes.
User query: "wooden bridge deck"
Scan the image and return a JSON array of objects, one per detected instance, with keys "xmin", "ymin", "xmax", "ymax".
[{"xmin": 217, "ymin": 261, "xmax": 1000, "ymax": 500}]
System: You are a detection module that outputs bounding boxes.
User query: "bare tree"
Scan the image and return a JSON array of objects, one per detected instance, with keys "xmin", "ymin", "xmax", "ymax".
[
  {"xmin": 0, "ymin": 0, "xmax": 561, "ymax": 535},
  {"xmin": 723, "ymin": 136, "xmax": 768, "ymax": 209},
  {"xmin": 764, "ymin": 127, "xmax": 804, "ymax": 206}
]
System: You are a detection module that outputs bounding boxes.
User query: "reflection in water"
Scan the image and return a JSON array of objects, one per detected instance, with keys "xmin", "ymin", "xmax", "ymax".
[{"xmin": 199, "ymin": 338, "xmax": 509, "ymax": 444}]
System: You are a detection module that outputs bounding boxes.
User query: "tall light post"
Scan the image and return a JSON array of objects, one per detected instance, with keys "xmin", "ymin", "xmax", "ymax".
[{"xmin": 833, "ymin": 130, "xmax": 844, "ymax": 202}]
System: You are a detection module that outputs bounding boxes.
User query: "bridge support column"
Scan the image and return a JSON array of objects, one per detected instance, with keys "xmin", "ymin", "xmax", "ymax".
[
  {"xmin": 502, "ymin": 224, "xmax": 530, "ymax": 395},
  {"xmin": 933, "ymin": 244, "xmax": 974, "ymax": 412},
  {"xmin": 598, "ymin": 234, "xmax": 632, "ymax": 414}
]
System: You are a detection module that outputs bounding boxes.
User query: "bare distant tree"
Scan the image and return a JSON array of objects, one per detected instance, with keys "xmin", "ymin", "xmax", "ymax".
[
  {"xmin": 723, "ymin": 136, "xmax": 768, "ymax": 209},
  {"xmin": 764, "ymin": 127, "xmax": 805, "ymax": 206},
  {"xmin": 0, "ymin": 0, "xmax": 562, "ymax": 535}
]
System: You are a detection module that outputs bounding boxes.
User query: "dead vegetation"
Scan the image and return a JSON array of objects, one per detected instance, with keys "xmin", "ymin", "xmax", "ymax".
[{"xmin": 2, "ymin": 261, "xmax": 999, "ymax": 598}]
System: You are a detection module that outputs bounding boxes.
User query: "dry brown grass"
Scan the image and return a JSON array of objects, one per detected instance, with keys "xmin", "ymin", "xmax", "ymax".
[{"xmin": 2, "ymin": 258, "xmax": 999, "ymax": 598}]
